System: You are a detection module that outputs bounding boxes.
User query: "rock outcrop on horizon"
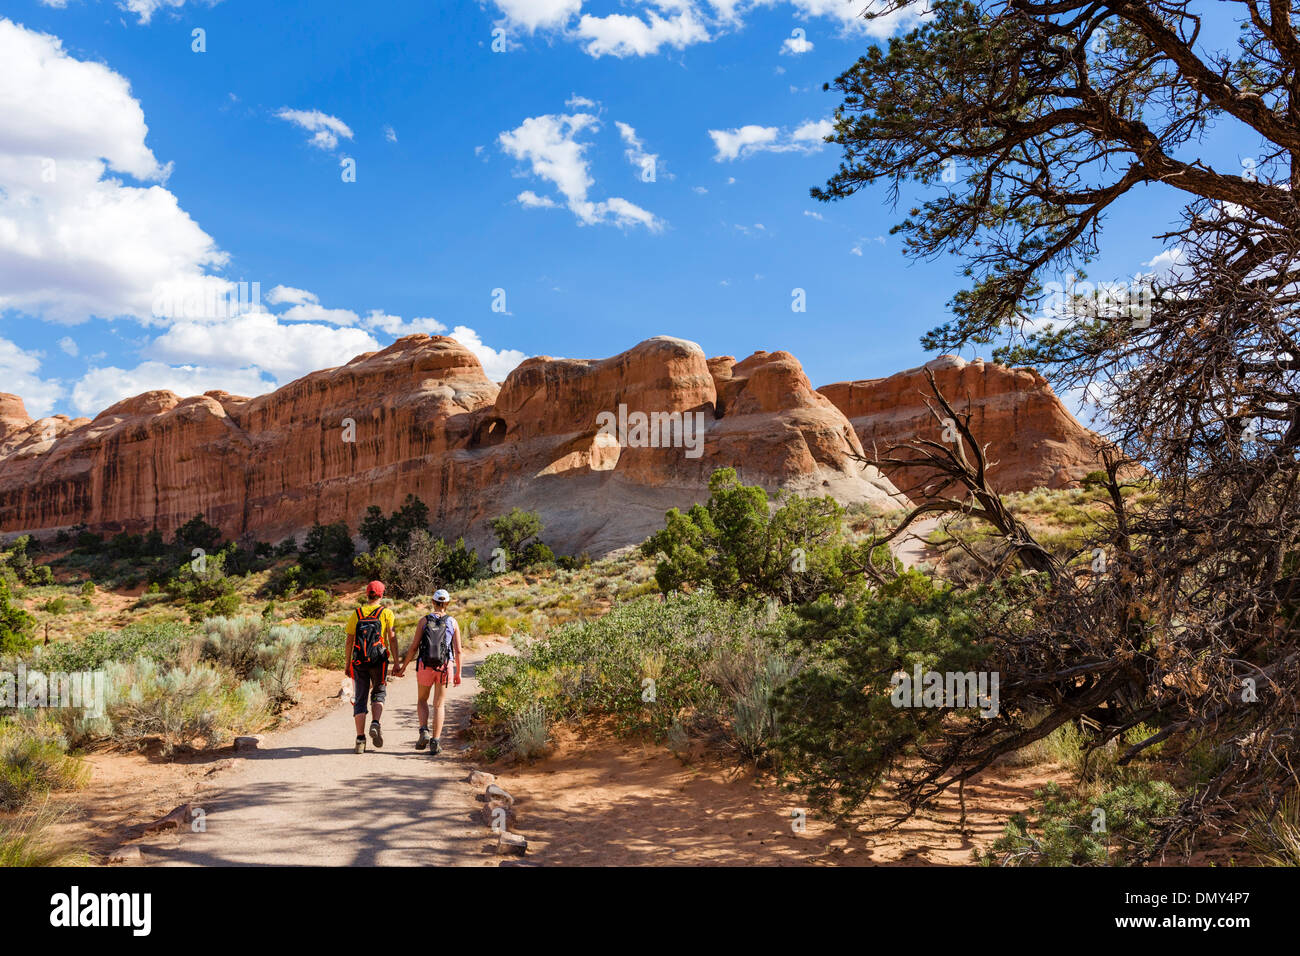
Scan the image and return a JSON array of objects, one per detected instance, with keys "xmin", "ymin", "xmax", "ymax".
[
  {"xmin": 0, "ymin": 335, "xmax": 909, "ymax": 556},
  {"xmin": 818, "ymin": 355, "xmax": 1104, "ymax": 497}
]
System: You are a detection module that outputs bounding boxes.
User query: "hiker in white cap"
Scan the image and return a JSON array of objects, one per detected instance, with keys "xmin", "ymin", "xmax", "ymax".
[{"xmin": 394, "ymin": 588, "xmax": 461, "ymax": 755}]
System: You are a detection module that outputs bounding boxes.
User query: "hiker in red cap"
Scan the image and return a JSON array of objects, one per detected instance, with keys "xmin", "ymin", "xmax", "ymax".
[{"xmin": 343, "ymin": 580, "xmax": 396, "ymax": 753}]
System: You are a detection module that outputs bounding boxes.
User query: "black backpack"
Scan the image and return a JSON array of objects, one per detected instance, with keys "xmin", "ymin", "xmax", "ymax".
[
  {"xmin": 419, "ymin": 613, "xmax": 453, "ymax": 670},
  {"xmin": 352, "ymin": 606, "xmax": 388, "ymax": 666}
]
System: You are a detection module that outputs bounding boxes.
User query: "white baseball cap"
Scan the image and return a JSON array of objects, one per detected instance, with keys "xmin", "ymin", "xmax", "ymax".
[{"xmin": 432, "ymin": 589, "xmax": 450, "ymax": 603}]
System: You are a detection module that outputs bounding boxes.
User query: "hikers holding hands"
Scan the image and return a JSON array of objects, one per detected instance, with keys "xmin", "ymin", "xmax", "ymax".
[
  {"xmin": 345, "ymin": 580, "xmax": 397, "ymax": 754},
  {"xmin": 394, "ymin": 588, "xmax": 461, "ymax": 755}
]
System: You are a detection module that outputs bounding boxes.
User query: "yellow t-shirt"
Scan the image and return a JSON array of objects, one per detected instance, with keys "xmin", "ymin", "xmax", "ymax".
[{"xmin": 346, "ymin": 603, "xmax": 395, "ymax": 639}]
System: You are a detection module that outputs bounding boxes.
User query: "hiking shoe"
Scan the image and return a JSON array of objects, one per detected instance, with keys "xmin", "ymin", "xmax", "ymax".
[
  {"xmin": 370, "ymin": 722, "xmax": 383, "ymax": 749},
  {"xmin": 430, "ymin": 738, "xmax": 441, "ymax": 756},
  {"xmin": 354, "ymin": 736, "xmax": 366, "ymax": 754},
  {"xmin": 416, "ymin": 727, "xmax": 431, "ymax": 751}
]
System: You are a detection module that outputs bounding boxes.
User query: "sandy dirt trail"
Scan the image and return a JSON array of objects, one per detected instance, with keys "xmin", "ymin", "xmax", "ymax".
[
  {"xmin": 146, "ymin": 649, "xmax": 497, "ymax": 867},
  {"xmin": 116, "ymin": 527, "xmax": 937, "ymax": 867},
  {"xmin": 890, "ymin": 516, "xmax": 940, "ymax": 569}
]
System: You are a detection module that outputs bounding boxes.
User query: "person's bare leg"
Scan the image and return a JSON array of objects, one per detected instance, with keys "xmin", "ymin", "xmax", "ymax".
[
  {"xmin": 417, "ymin": 683, "xmax": 431, "ymax": 728},
  {"xmin": 354, "ymin": 712, "xmax": 365, "ymax": 736},
  {"xmin": 432, "ymin": 683, "xmax": 448, "ymax": 740}
]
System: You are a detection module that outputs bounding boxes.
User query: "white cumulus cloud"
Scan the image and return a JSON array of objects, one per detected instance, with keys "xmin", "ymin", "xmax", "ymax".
[
  {"xmin": 362, "ymin": 311, "xmax": 448, "ymax": 337},
  {"xmin": 146, "ymin": 312, "xmax": 381, "ymax": 384},
  {"xmin": 0, "ymin": 337, "xmax": 63, "ymax": 418},
  {"xmin": 499, "ymin": 111, "xmax": 663, "ymax": 231},
  {"xmin": 708, "ymin": 117, "xmax": 832, "ymax": 160},
  {"xmin": 71, "ymin": 303, "xmax": 529, "ymax": 414},
  {"xmin": 489, "ymin": 1, "xmax": 923, "ymax": 58},
  {"xmin": 517, "ymin": 190, "xmax": 559, "ymax": 209},
  {"xmin": 575, "ymin": 5, "xmax": 710, "ymax": 58},
  {"xmin": 117, "ymin": 1, "xmax": 222, "ymax": 25},
  {"xmin": 263, "ymin": 285, "xmax": 359, "ymax": 325},
  {"xmin": 0, "ymin": 19, "xmax": 231, "ymax": 325},
  {"xmin": 708, "ymin": 124, "xmax": 779, "ymax": 161},
  {"xmin": 448, "ymin": 326, "xmax": 528, "ymax": 382},
  {"xmin": 71, "ymin": 362, "xmax": 274, "ymax": 416},
  {"xmin": 491, "ymin": 0, "xmax": 583, "ymax": 32},
  {"xmin": 276, "ymin": 108, "xmax": 354, "ymax": 151}
]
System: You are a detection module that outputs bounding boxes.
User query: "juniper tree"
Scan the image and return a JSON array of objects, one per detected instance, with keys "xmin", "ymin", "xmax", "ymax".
[{"xmin": 814, "ymin": 0, "xmax": 1300, "ymax": 856}]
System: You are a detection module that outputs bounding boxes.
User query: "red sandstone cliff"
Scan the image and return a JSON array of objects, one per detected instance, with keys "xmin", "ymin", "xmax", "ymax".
[
  {"xmin": 818, "ymin": 355, "xmax": 1105, "ymax": 496},
  {"xmin": 0, "ymin": 335, "xmax": 906, "ymax": 556}
]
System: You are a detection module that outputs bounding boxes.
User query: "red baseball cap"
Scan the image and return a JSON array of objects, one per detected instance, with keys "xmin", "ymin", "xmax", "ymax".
[{"xmin": 367, "ymin": 580, "xmax": 385, "ymax": 598}]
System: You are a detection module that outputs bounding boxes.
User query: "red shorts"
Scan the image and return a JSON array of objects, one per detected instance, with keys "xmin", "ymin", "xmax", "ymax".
[{"xmin": 416, "ymin": 661, "xmax": 451, "ymax": 687}]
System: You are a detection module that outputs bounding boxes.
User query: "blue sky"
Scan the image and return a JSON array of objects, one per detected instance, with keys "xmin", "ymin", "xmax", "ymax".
[{"xmin": 0, "ymin": 0, "xmax": 1255, "ymax": 420}]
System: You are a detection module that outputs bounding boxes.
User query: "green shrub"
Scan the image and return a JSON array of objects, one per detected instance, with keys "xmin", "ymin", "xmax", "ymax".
[
  {"xmin": 303, "ymin": 624, "xmax": 347, "ymax": 669},
  {"xmin": 166, "ymin": 550, "xmax": 238, "ymax": 604},
  {"xmin": 209, "ymin": 592, "xmax": 241, "ymax": 618},
  {"xmin": 26, "ymin": 565, "xmax": 55, "ymax": 586},
  {"xmin": 1244, "ymin": 786, "xmax": 1300, "ymax": 866},
  {"xmin": 3, "ymin": 535, "xmax": 33, "ymax": 580},
  {"xmin": 105, "ymin": 532, "xmax": 143, "ymax": 560},
  {"xmin": 491, "ymin": 508, "xmax": 544, "ymax": 565},
  {"xmin": 556, "ymin": 552, "xmax": 591, "ymax": 571},
  {"xmin": 980, "ymin": 780, "xmax": 1182, "ymax": 866},
  {"xmin": 443, "ymin": 538, "xmax": 481, "ymax": 585},
  {"xmin": 4, "ymin": 535, "xmax": 57, "ymax": 586},
  {"xmin": 359, "ymin": 495, "xmax": 431, "ymax": 550},
  {"xmin": 197, "ymin": 616, "xmax": 310, "ymax": 706},
  {"xmin": 0, "ymin": 800, "xmax": 88, "ymax": 867},
  {"xmin": 0, "ymin": 718, "xmax": 87, "ymax": 811},
  {"xmin": 174, "ymin": 514, "xmax": 224, "ymax": 554},
  {"xmin": 0, "ymin": 579, "xmax": 34, "ymax": 655},
  {"xmin": 509, "ymin": 702, "xmax": 549, "ymax": 760},
  {"xmin": 711, "ymin": 646, "xmax": 798, "ymax": 763},
  {"xmin": 519, "ymin": 541, "xmax": 556, "ymax": 569},
  {"xmin": 1080, "ymin": 470, "xmax": 1109, "ymax": 490},
  {"xmin": 641, "ymin": 467, "xmax": 887, "ymax": 604},
  {"xmin": 303, "ymin": 624, "xmax": 347, "ymax": 670},
  {"xmin": 1001, "ymin": 719, "xmax": 1166, "ymax": 778},
  {"xmin": 353, "ymin": 545, "xmax": 397, "ymax": 582},
  {"xmin": 79, "ymin": 581, "xmax": 95, "ymax": 597},
  {"xmin": 101, "ymin": 657, "xmax": 269, "ymax": 755},
  {"xmin": 199, "ymin": 616, "xmax": 265, "ymax": 677},
  {"xmin": 299, "ymin": 589, "xmax": 332, "ymax": 619},
  {"xmin": 299, "ymin": 522, "xmax": 354, "ymax": 575},
  {"xmin": 40, "ymin": 597, "xmax": 69, "ymax": 615},
  {"xmin": 264, "ymin": 564, "xmax": 305, "ymax": 598},
  {"xmin": 252, "ymin": 624, "xmax": 309, "ymax": 709},
  {"xmin": 771, "ymin": 571, "xmax": 988, "ymax": 817},
  {"xmin": 38, "ymin": 620, "xmax": 189, "ymax": 672},
  {"xmin": 475, "ymin": 590, "xmax": 781, "ymax": 741},
  {"xmin": 470, "ymin": 611, "xmax": 513, "ymax": 636},
  {"xmin": 72, "ymin": 528, "xmax": 103, "ymax": 554}
]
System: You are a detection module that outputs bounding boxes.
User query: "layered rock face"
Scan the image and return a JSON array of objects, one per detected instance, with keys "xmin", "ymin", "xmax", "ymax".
[
  {"xmin": 818, "ymin": 355, "xmax": 1103, "ymax": 496},
  {"xmin": 0, "ymin": 335, "xmax": 906, "ymax": 556}
]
